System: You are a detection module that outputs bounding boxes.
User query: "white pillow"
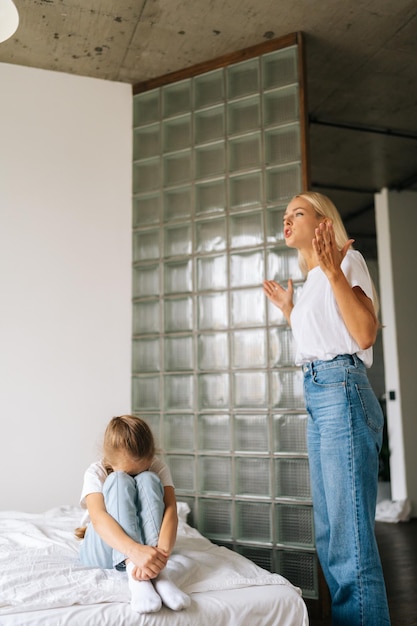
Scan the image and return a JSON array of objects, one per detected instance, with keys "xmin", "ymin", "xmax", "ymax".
[{"xmin": 176, "ymin": 501, "xmax": 190, "ymax": 523}]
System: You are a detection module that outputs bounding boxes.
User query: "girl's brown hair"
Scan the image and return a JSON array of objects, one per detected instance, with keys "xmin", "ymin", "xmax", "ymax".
[
  {"xmin": 75, "ymin": 415, "xmax": 155, "ymax": 540},
  {"xmin": 103, "ymin": 415, "xmax": 155, "ymax": 470}
]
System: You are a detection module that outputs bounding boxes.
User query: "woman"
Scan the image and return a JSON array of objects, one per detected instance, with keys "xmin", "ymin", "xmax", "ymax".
[{"xmin": 263, "ymin": 192, "xmax": 390, "ymax": 626}]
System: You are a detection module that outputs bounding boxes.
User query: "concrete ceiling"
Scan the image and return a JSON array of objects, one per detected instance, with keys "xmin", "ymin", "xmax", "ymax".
[{"xmin": 1, "ymin": 0, "xmax": 417, "ymax": 254}]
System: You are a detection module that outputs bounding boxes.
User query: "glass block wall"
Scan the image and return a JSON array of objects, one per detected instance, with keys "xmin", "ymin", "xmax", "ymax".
[{"xmin": 132, "ymin": 43, "xmax": 318, "ymax": 598}]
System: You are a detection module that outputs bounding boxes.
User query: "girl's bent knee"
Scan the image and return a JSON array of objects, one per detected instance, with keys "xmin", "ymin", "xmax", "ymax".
[
  {"xmin": 135, "ymin": 471, "xmax": 164, "ymax": 499},
  {"xmin": 136, "ymin": 471, "xmax": 163, "ymax": 489},
  {"xmin": 103, "ymin": 470, "xmax": 137, "ymax": 499},
  {"xmin": 105, "ymin": 470, "xmax": 135, "ymax": 485}
]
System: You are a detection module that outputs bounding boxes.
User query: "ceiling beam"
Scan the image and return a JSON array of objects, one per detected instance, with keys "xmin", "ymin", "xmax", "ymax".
[
  {"xmin": 309, "ymin": 117, "xmax": 417, "ymax": 141},
  {"xmin": 311, "ymin": 182, "xmax": 376, "ymax": 195}
]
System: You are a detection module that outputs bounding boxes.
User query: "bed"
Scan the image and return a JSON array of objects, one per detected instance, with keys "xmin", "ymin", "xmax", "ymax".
[{"xmin": 0, "ymin": 503, "xmax": 309, "ymax": 626}]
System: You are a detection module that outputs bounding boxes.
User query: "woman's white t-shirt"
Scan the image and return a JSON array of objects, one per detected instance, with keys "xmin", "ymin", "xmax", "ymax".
[
  {"xmin": 79, "ymin": 457, "xmax": 174, "ymax": 526},
  {"xmin": 290, "ymin": 249, "xmax": 374, "ymax": 367}
]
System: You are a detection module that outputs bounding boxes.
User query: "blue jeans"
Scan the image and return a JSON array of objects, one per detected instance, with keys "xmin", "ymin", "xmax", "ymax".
[
  {"xmin": 80, "ymin": 471, "xmax": 165, "ymax": 569},
  {"xmin": 303, "ymin": 354, "xmax": 390, "ymax": 626}
]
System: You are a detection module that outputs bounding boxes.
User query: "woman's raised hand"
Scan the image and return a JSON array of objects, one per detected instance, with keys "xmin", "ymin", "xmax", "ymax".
[{"xmin": 313, "ymin": 220, "xmax": 354, "ymax": 277}]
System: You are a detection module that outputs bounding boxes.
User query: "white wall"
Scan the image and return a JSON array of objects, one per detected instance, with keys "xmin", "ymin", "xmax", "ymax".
[
  {"xmin": 0, "ymin": 63, "xmax": 132, "ymax": 512},
  {"xmin": 375, "ymin": 188, "xmax": 417, "ymax": 515}
]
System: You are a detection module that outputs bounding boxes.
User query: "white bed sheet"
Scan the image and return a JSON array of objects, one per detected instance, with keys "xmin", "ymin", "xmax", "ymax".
[{"xmin": 0, "ymin": 504, "xmax": 309, "ymax": 626}]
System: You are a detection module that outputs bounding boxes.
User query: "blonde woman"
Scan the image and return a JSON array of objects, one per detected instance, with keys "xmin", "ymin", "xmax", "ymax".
[{"xmin": 264, "ymin": 192, "xmax": 390, "ymax": 626}]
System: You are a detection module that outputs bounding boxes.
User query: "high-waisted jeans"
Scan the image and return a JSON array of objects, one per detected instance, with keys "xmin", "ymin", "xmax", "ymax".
[
  {"xmin": 79, "ymin": 470, "xmax": 165, "ymax": 570},
  {"xmin": 303, "ymin": 354, "xmax": 391, "ymax": 626}
]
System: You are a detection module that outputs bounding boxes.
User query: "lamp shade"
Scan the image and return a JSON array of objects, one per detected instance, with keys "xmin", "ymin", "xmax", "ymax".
[{"xmin": 0, "ymin": 0, "xmax": 19, "ymax": 43}]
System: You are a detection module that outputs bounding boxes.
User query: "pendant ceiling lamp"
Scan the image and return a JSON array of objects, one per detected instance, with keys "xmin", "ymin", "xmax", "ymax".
[{"xmin": 0, "ymin": 0, "xmax": 19, "ymax": 43}]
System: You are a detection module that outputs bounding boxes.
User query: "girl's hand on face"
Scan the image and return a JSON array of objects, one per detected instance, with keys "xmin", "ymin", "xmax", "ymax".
[{"xmin": 313, "ymin": 220, "xmax": 354, "ymax": 276}]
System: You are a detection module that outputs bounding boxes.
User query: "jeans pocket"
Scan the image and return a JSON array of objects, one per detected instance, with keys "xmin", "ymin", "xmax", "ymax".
[
  {"xmin": 312, "ymin": 367, "xmax": 345, "ymax": 387},
  {"xmin": 355, "ymin": 384, "xmax": 384, "ymax": 433}
]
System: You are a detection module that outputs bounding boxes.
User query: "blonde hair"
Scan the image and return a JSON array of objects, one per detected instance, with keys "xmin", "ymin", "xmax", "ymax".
[
  {"xmin": 292, "ymin": 191, "xmax": 380, "ymax": 317},
  {"xmin": 103, "ymin": 415, "xmax": 155, "ymax": 470},
  {"xmin": 75, "ymin": 415, "xmax": 155, "ymax": 540},
  {"xmin": 293, "ymin": 191, "xmax": 351, "ymax": 276}
]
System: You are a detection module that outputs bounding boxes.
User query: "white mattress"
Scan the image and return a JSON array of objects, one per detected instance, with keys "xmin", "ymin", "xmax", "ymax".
[{"xmin": 0, "ymin": 504, "xmax": 309, "ymax": 626}]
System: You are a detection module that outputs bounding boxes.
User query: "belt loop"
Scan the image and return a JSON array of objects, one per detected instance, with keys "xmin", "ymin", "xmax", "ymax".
[{"xmin": 302, "ymin": 361, "xmax": 312, "ymax": 375}]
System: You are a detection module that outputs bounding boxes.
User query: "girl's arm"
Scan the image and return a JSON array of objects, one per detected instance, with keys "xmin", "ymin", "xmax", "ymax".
[
  {"xmin": 157, "ymin": 486, "xmax": 178, "ymax": 556},
  {"xmin": 85, "ymin": 492, "xmax": 167, "ymax": 578}
]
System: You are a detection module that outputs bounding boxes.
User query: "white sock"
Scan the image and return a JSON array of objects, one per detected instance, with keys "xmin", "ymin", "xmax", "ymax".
[
  {"xmin": 126, "ymin": 562, "xmax": 162, "ymax": 614},
  {"xmin": 153, "ymin": 569, "xmax": 191, "ymax": 611}
]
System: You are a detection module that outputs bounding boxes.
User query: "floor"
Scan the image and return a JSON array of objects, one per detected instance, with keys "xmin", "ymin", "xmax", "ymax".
[{"xmin": 308, "ymin": 518, "xmax": 417, "ymax": 626}]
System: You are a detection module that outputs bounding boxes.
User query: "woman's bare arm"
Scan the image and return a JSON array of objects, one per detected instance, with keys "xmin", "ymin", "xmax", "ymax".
[
  {"xmin": 313, "ymin": 221, "xmax": 378, "ymax": 349},
  {"xmin": 262, "ymin": 279, "xmax": 294, "ymax": 325}
]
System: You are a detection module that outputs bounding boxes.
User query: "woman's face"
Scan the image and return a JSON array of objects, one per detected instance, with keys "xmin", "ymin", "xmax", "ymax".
[{"xmin": 282, "ymin": 196, "xmax": 323, "ymax": 250}]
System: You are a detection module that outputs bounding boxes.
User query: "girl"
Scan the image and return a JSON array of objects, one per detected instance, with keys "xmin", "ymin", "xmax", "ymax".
[
  {"xmin": 76, "ymin": 414, "xmax": 190, "ymax": 614},
  {"xmin": 263, "ymin": 192, "xmax": 390, "ymax": 626}
]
